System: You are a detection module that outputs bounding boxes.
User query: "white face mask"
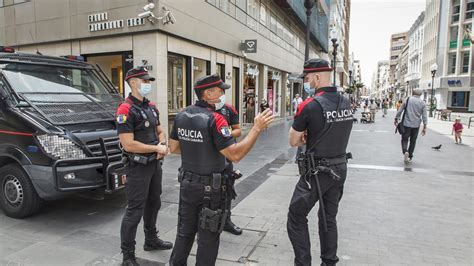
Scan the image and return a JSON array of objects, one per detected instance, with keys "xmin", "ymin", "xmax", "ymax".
[
  {"xmin": 304, "ymin": 82, "xmax": 315, "ymax": 95},
  {"xmin": 139, "ymin": 83, "xmax": 152, "ymax": 97},
  {"xmin": 215, "ymin": 94, "xmax": 226, "ymax": 110}
]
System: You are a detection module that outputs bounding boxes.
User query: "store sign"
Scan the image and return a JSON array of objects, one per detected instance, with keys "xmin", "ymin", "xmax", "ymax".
[
  {"xmin": 88, "ymin": 12, "xmax": 147, "ymax": 32},
  {"xmin": 447, "ymin": 80, "xmax": 462, "ymax": 86},
  {"xmin": 242, "ymin": 40, "xmax": 257, "ymax": 53}
]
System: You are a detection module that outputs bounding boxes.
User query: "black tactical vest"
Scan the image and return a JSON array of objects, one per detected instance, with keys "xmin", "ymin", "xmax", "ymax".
[
  {"xmin": 308, "ymin": 92, "xmax": 353, "ymax": 158},
  {"xmin": 174, "ymin": 104, "xmax": 227, "ymax": 175},
  {"xmin": 125, "ymin": 98, "xmax": 159, "ymax": 146}
]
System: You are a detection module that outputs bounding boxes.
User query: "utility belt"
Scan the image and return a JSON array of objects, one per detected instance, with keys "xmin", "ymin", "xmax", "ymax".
[
  {"xmin": 124, "ymin": 152, "xmax": 158, "ymax": 165},
  {"xmin": 296, "ymin": 152, "xmax": 352, "ymax": 177},
  {"xmin": 296, "ymin": 152, "xmax": 352, "ymax": 233},
  {"xmin": 178, "ymin": 168, "xmax": 230, "ymax": 233}
]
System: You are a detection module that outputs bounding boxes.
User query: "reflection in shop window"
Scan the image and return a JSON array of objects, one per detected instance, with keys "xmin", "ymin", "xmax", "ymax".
[{"xmin": 168, "ymin": 54, "xmax": 186, "ymax": 114}]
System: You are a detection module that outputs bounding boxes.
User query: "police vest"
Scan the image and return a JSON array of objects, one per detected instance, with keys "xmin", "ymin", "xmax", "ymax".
[
  {"xmin": 308, "ymin": 93, "xmax": 353, "ymax": 158},
  {"xmin": 125, "ymin": 98, "xmax": 159, "ymax": 145},
  {"xmin": 174, "ymin": 105, "xmax": 227, "ymax": 175}
]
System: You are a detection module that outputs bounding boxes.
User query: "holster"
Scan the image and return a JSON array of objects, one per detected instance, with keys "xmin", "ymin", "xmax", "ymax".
[{"xmin": 198, "ymin": 207, "xmax": 228, "ymax": 233}]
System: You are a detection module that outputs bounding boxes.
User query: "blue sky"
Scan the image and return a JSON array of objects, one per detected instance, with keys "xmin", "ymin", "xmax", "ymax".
[{"xmin": 349, "ymin": 0, "xmax": 426, "ymax": 87}]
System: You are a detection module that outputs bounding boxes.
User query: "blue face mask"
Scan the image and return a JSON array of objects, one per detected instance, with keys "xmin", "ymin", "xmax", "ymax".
[
  {"xmin": 139, "ymin": 83, "xmax": 152, "ymax": 97},
  {"xmin": 304, "ymin": 82, "xmax": 315, "ymax": 96}
]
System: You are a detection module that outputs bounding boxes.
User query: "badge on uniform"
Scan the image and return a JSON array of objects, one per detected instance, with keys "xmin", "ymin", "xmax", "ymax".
[
  {"xmin": 117, "ymin": 114, "xmax": 127, "ymax": 124},
  {"xmin": 145, "ymin": 121, "xmax": 150, "ymax": 127},
  {"xmin": 220, "ymin": 126, "xmax": 231, "ymax": 137}
]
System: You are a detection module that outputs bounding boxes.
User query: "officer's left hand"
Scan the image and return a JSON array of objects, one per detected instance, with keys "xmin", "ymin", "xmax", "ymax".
[{"xmin": 156, "ymin": 143, "xmax": 168, "ymax": 159}]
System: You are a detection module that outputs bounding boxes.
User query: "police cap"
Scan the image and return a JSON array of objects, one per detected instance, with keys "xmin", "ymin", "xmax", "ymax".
[
  {"xmin": 194, "ymin": 74, "xmax": 231, "ymax": 91},
  {"xmin": 125, "ymin": 66, "xmax": 155, "ymax": 81},
  {"xmin": 299, "ymin": 58, "xmax": 333, "ymax": 78}
]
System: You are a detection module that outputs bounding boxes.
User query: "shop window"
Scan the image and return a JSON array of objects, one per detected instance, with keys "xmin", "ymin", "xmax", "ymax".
[
  {"xmin": 168, "ymin": 54, "xmax": 187, "ymax": 115},
  {"xmin": 466, "ymin": 0, "xmax": 473, "ymax": 19},
  {"xmin": 461, "ymin": 51, "xmax": 470, "ymax": 73},
  {"xmin": 243, "ymin": 64, "xmax": 257, "ymax": 124},
  {"xmin": 216, "ymin": 63, "xmax": 225, "ymax": 81},
  {"xmin": 192, "ymin": 58, "xmax": 209, "ymax": 103},
  {"xmin": 86, "ymin": 54, "xmax": 124, "ymax": 95},
  {"xmin": 452, "ymin": 0, "xmax": 460, "ymax": 23},
  {"xmin": 448, "ymin": 53, "xmax": 457, "ymax": 74},
  {"xmin": 451, "ymin": 91, "xmax": 469, "ymax": 107}
]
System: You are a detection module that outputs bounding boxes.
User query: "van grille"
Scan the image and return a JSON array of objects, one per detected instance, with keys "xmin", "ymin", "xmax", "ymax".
[{"xmin": 85, "ymin": 137, "xmax": 122, "ymax": 161}]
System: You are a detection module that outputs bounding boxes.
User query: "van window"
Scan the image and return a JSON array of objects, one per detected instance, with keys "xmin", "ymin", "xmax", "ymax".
[{"xmin": 2, "ymin": 64, "xmax": 111, "ymax": 102}]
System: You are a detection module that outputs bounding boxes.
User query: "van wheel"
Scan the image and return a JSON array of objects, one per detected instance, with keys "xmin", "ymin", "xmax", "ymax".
[{"xmin": 0, "ymin": 164, "xmax": 43, "ymax": 218}]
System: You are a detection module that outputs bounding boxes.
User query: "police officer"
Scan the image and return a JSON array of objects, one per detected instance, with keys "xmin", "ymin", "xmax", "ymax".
[
  {"xmin": 116, "ymin": 66, "xmax": 173, "ymax": 266},
  {"xmin": 287, "ymin": 59, "xmax": 353, "ymax": 266},
  {"xmin": 215, "ymin": 100, "xmax": 243, "ymax": 235},
  {"xmin": 168, "ymin": 74, "xmax": 274, "ymax": 266}
]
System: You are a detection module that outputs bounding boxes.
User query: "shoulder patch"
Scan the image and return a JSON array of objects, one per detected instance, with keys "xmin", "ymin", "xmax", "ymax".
[
  {"xmin": 212, "ymin": 112, "xmax": 230, "ymax": 136},
  {"xmin": 116, "ymin": 114, "xmax": 127, "ymax": 124}
]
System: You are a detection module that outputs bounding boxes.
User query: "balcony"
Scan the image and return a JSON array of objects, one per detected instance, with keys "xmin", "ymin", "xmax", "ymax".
[
  {"xmin": 450, "ymin": 40, "xmax": 458, "ymax": 49},
  {"xmin": 462, "ymin": 39, "xmax": 471, "ymax": 47},
  {"xmin": 273, "ymin": 0, "xmax": 329, "ymax": 52}
]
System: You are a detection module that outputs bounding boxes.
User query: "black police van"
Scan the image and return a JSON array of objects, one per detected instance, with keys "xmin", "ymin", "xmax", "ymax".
[{"xmin": 0, "ymin": 48, "xmax": 126, "ymax": 218}]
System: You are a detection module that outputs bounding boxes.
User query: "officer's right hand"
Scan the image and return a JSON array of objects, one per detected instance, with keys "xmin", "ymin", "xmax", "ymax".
[{"xmin": 254, "ymin": 109, "xmax": 274, "ymax": 131}]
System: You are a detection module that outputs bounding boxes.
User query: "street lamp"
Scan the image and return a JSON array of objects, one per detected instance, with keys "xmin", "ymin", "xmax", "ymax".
[
  {"xmin": 429, "ymin": 63, "xmax": 438, "ymax": 117},
  {"xmin": 330, "ymin": 28, "xmax": 338, "ymax": 87},
  {"xmin": 348, "ymin": 69, "xmax": 353, "ymax": 101},
  {"xmin": 304, "ymin": 0, "xmax": 316, "ymax": 61}
]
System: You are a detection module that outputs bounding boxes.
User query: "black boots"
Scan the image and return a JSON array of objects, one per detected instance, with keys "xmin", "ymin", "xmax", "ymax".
[
  {"xmin": 223, "ymin": 217, "xmax": 243, "ymax": 235},
  {"xmin": 143, "ymin": 229, "xmax": 173, "ymax": 251},
  {"xmin": 122, "ymin": 250, "xmax": 139, "ymax": 266}
]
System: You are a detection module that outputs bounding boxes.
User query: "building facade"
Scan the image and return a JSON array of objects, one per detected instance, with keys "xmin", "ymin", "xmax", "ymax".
[
  {"xmin": 0, "ymin": 0, "xmax": 330, "ymax": 133},
  {"xmin": 406, "ymin": 12, "xmax": 425, "ymax": 99},
  {"xmin": 329, "ymin": 0, "xmax": 351, "ymax": 89},
  {"xmin": 388, "ymin": 32, "xmax": 408, "ymax": 96},
  {"xmin": 372, "ymin": 60, "xmax": 390, "ymax": 99},
  {"xmin": 397, "ymin": 43, "xmax": 409, "ymax": 100},
  {"xmin": 436, "ymin": 0, "xmax": 473, "ymax": 112}
]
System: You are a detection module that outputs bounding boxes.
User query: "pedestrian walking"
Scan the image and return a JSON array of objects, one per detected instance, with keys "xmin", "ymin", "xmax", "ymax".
[
  {"xmin": 369, "ymin": 99, "xmax": 377, "ymax": 122},
  {"xmin": 116, "ymin": 66, "xmax": 173, "ymax": 266},
  {"xmin": 215, "ymin": 102, "xmax": 244, "ymax": 235},
  {"xmin": 394, "ymin": 89, "xmax": 428, "ymax": 163},
  {"xmin": 293, "ymin": 94, "xmax": 303, "ymax": 115},
  {"xmin": 168, "ymin": 74, "xmax": 274, "ymax": 266},
  {"xmin": 382, "ymin": 99, "xmax": 388, "ymax": 118},
  {"xmin": 288, "ymin": 59, "xmax": 353, "ymax": 266},
  {"xmin": 396, "ymin": 100, "xmax": 402, "ymax": 110},
  {"xmin": 452, "ymin": 117, "xmax": 463, "ymax": 144}
]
